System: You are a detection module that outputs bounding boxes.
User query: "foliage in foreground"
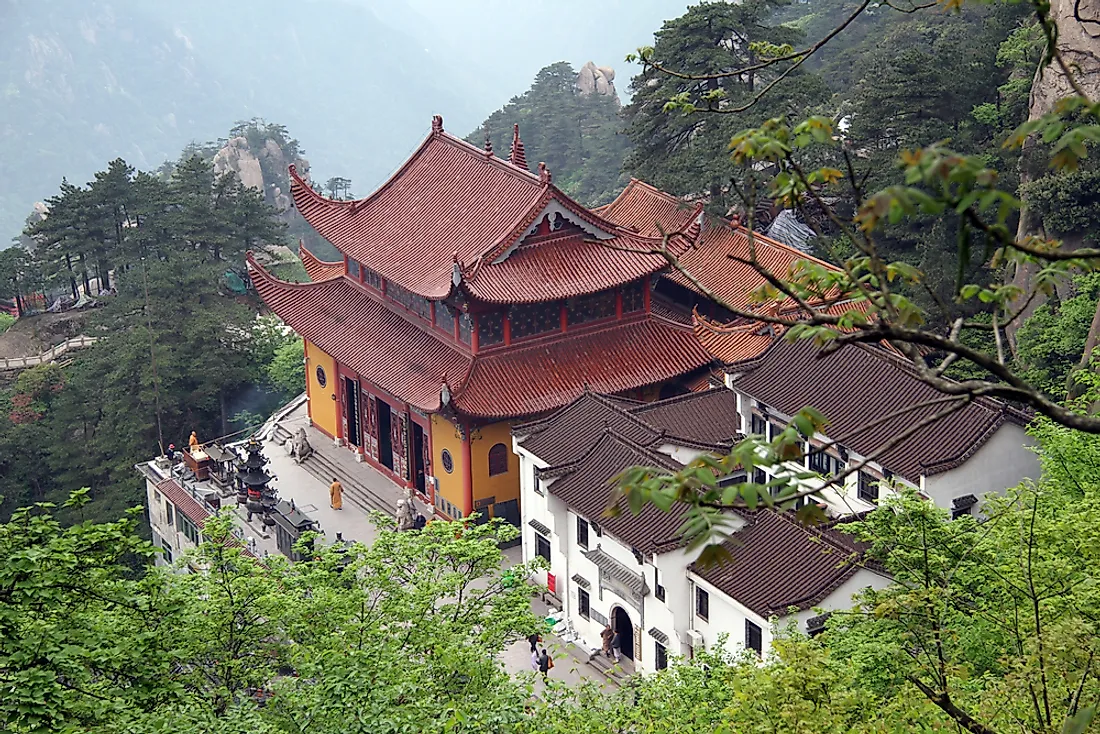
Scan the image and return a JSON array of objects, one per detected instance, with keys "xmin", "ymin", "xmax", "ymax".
[{"xmin": 7, "ymin": 424, "xmax": 1100, "ymax": 733}]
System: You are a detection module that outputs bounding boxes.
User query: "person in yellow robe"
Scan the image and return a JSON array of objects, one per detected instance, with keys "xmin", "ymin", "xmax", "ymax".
[
  {"xmin": 329, "ymin": 478, "xmax": 343, "ymax": 510},
  {"xmin": 189, "ymin": 431, "xmax": 199, "ymax": 449}
]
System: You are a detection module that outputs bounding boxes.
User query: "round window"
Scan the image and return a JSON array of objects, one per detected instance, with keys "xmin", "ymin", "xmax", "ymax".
[
  {"xmin": 315, "ymin": 365, "xmax": 327, "ymax": 388},
  {"xmin": 441, "ymin": 448, "xmax": 454, "ymax": 473}
]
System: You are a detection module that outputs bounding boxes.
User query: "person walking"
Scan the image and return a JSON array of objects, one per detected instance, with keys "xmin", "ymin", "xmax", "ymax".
[
  {"xmin": 537, "ymin": 648, "xmax": 552, "ymax": 681},
  {"xmin": 600, "ymin": 624, "xmax": 614, "ymax": 657},
  {"xmin": 527, "ymin": 632, "xmax": 540, "ymax": 653},
  {"xmin": 329, "ymin": 477, "xmax": 344, "ymax": 510},
  {"xmin": 611, "ymin": 629, "xmax": 622, "ymax": 663},
  {"xmin": 530, "ymin": 648, "xmax": 540, "ymax": 672}
]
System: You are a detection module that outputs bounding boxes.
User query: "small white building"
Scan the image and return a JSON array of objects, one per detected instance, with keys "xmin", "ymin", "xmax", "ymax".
[
  {"xmin": 513, "ymin": 390, "xmax": 891, "ymax": 673},
  {"xmin": 716, "ymin": 338, "xmax": 1040, "ymax": 517}
]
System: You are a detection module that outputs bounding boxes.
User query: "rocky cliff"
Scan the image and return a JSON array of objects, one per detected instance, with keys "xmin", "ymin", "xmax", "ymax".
[
  {"xmin": 577, "ymin": 61, "xmax": 618, "ymax": 101},
  {"xmin": 212, "ymin": 136, "xmax": 310, "ymax": 214}
]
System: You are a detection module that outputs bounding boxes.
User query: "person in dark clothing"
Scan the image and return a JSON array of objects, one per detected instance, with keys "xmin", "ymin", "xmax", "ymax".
[
  {"xmin": 413, "ymin": 513, "xmax": 427, "ymax": 530},
  {"xmin": 538, "ymin": 648, "xmax": 552, "ymax": 680},
  {"xmin": 611, "ymin": 630, "xmax": 622, "ymax": 662},
  {"xmin": 527, "ymin": 632, "xmax": 540, "ymax": 653}
]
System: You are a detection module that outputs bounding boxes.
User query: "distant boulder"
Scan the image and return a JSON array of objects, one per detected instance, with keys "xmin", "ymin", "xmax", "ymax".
[
  {"xmin": 577, "ymin": 61, "xmax": 618, "ymax": 103},
  {"xmin": 212, "ymin": 135, "xmax": 310, "ymax": 214}
]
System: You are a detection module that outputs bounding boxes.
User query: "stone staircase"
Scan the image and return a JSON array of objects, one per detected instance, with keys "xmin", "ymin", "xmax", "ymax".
[
  {"xmin": 583, "ymin": 649, "xmax": 633, "ymax": 684},
  {"xmin": 270, "ymin": 423, "xmax": 397, "ymax": 517}
]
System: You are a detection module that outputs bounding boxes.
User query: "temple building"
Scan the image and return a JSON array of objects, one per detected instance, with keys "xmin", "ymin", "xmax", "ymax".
[{"xmin": 249, "ymin": 117, "xmax": 719, "ymax": 524}]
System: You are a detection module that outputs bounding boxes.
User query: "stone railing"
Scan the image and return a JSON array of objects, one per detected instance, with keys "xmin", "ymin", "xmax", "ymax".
[{"xmin": 0, "ymin": 335, "xmax": 98, "ymax": 371}]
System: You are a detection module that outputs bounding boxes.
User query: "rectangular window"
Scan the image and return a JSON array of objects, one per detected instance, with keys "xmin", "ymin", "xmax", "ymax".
[
  {"xmin": 162, "ymin": 539, "xmax": 173, "ymax": 564},
  {"xmin": 435, "ymin": 303, "xmax": 456, "ymax": 336},
  {"xmin": 751, "ymin": 413, "xmax": 767, "ymax": 436},
  {"xmin": 769, "ymin": 421, "xmax": 784, "ymax": 441},
  {"xmin": 576, "ymin": 516, "xmax": 589, "ymax": 550},
  {"xmin": 655, "ymin": 641, "xmax": 668, "ymax": 670},
  {"xmin": 578, "ymin": 587, "xmax": 591, "ymax": 619},
  {"xmin": 752, "ymin": 468, "xmax": 768, "ymax": 486},
  {"xmin": 165, "ymin": 502, "xmax": 174, "ymax": 529},
  {"xmin": 363, "ymin": 268, "xmax": 383, "ymax": 290},
  {"xmin": 857, "ymin": 471, "xmax": 879, "ymax": 504},
  {"xmin": 745, "ymin": 620, "xmax": 763, "ymax": 656},
  {"xmin": 535, "ymin": 532, "xmax": 551, "ymax": 563},
  {"xmin": 179, "ymin": 514, "xmax": 201, "ymax": 546},
  {"xmin": 532, "ymin": 465, "xmax": 544, "ymax": 496},
  {"xmin": 622, "ymin": 280, "xmax": 645, "ymax": 313},
  {"xmin": 348, "ymin": 258, "xmax": 361, "ymax": 279},
  {"xmin": 655, "ymin": 568, "xmax": 666, "ymax": 602},
  {"xmin": 566, "ymin": 289, "xmax": 617, "ymax": 326},
  {"xmin": 808, "ymin": 448, "xmax": 840, "ymax": 475},
  {"xmin": 458, "ymin": 312, "xmax": 473, "ymax": 344},
  {"xmin": 696, "ymin": 586, "xmax": 709, "ymax": 621},
  {"xmin": 478, "ymin": 310, "xmax": 505, "ymax": 346},
  {"xmin": 510, "ymin": 301, "xmax": 562, "ymax": 339}
]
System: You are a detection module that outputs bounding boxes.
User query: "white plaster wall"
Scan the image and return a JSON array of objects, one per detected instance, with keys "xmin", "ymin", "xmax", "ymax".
[
  {"xmin": 922, "ymin": 424, "xmax": 1039, "ymax": 511},
  {"xmin": 145, "ymin": 478, "xmax": 199, "ymax": 567},
  {"xmin": 655, "ymin": 444, "xmax": 707, "ymax": 465},
  {"xmin": 686, "ymin": 573, "xmax": 773, "ymax": 658},
  {"xmin": 790, "ymin": 567, "xmax": 892, "ymax": 628},
  {"xmin": 515, "ymin": 443, "xmax": 557, "ymax": 590}
]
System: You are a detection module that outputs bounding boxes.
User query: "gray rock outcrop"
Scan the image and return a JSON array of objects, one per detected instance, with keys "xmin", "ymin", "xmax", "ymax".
[
  {"xmin": 577, "ymin": 61, "xmax": 618, "ymax": 102},
  {"xmin": 212, "ymin": 136, "xmax": 310, "ymax": 213}
]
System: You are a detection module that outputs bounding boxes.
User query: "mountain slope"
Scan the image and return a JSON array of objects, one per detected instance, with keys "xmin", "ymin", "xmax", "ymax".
[{"xmin": 0, "ymin": 0, "xmax": 483, "ymax": 241}]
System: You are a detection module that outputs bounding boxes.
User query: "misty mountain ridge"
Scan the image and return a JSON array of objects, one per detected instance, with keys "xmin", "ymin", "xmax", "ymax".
[{"xmin": 1, "ymin": 0, "xmax": 690, "ymax": 243}]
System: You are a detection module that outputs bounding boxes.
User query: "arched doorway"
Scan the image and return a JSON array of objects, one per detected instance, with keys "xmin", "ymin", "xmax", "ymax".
[{"xmin": 613, "ymin": 606, "xmax": 634, "ymax": 661}]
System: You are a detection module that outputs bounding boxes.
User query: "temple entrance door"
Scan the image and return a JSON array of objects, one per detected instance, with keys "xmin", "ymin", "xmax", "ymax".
[
  {"xmin": 412, "ymin": 422, "xmax": 427, "ymax": 495},
  {"xmin": 613, "ymin": 607, "xmax": 635, "ymax": 660},
  {"xmin": 377, "ymin": 401, "xmax": 393, "ymax": 470},
  {"xmin": 343, "ymin": 377, "xmax": 360, "ymax": 449}
]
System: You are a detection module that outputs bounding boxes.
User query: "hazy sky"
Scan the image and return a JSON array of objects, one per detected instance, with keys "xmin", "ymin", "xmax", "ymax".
[{"xmin": 371, "ymin": 0, "xmax": 691, "ymax": 110}]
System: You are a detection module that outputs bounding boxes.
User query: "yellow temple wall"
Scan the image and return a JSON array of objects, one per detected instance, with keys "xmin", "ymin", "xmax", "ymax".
[
  {"xmin": 304, "ymin": 341, "xmax": 338, "ymax": 439},
  {"xmin": 430, "ymin": 414, "xmax": 467, "ymax": 518},
  {"xmin": 471, "ymin": 419, "xmax": 520, "ymax": 517}
]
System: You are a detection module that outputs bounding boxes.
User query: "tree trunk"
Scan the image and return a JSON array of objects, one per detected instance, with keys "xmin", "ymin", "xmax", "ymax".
[
  {"xmin": 78, "ymin": 253, "xmax": 91, "ymax": 296},
  {"xmin": 1005, "ymin": 0, "xmax": 1100, "ymax": 354},
  {"xmin": 1068, "ymin": 297, "xmax": 1100, "ymax": 399},
  {"xmin": 65, "ymin": 253, "xmax": 78, "ymax": 300},
  {"xmin": 98, "ymin": 259, "xmax": 110, "ymax": 291}
]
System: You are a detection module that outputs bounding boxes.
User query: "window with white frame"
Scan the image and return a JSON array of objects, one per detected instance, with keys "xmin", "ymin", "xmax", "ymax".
[
  {"xmin": 696, "ymin": 586, "xmax": 709, "ymax": 621},
  {"xmin": 745, "ymin": 619, "xmax": 763, "ymax": 656},
  {"xmin": 857, "ymin": 470, "xmax": 879, "ymax": 504},
  {"xmin": 576, "ymin": 516, "xmax": 589, "ymax": 550}
]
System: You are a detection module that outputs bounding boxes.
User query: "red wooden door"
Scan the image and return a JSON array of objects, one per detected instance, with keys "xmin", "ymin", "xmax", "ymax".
[
  {"xmin": 392, "ymin": 412, "xmax": 408, "ymax": 481},
  {"xmin": 362, "ymin": 390, "xmax": 378, "ymax": 460}
]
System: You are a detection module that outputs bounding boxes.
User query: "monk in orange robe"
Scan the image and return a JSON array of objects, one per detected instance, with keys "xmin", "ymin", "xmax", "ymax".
[
  {"xmin": 189, "ymin": 431, "xmax": 199, "ymax": 448},
  {"xmin": 329, "ymin": 478, "xmax": 343, "ymax": 510}
]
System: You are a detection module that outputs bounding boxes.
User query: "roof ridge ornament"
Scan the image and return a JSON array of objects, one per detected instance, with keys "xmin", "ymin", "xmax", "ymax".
[
  {"xmin": 431, "ymin": 115, "xmax": 444, "ymax": 134},
  {"xmin": 509, "ymin": 123, "xmax": 528, "ymax": 170},
  {"xmin": 538, "ymin": 162, "xmax": 552, "ymax": 184},
  {"xmin": 452, "ymin": 251, "xmax": 462, "ymax": 287},
  {"xmin": 484, "ymin": 134, "xmax": 493, "ymax": 158}
]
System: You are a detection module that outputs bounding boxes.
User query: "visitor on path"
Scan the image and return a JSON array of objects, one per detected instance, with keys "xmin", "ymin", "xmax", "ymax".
[
  {"xmin": 329, "ymin": 477, "xmax": 343, "ymax": 510},
  {"xmin": 530, "ymin": 649, "xmax": 540, "ymax": 671},
  {"xmin": 538, "ymin": 648, "xmax": 552, "ymax": 680},
  {"xmin": 527, "ymin": 632, "xmax": 540, "ymax": 653},
  {"xmin": 611, "ymin": 630, "xmax": 622, "ymax": 662},
  {"xmin": 600, "ymin": 624, "xmax": 614, "ymax": 657}
]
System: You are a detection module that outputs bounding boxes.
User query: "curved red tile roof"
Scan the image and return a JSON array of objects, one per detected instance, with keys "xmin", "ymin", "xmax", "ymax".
[
  {"xmin": 299, "ymin": 243, "xmax": 343, "ymax": 282},
  {"xmin": 595, "ymin": 179, "xmax": 698, "ymax": 237},
  {"xmin": 291, "ymin": 127, "xmax": 703, "ymax": 304},
  {"xmin": 251, "ymin": 255, "xmax": 714, "ymax": 419},
  {"xmin": 453, "ymin": 314, "xmax": 714, "ymax": 419},
  {"xmin": 599, "ymin": 180, "xmax": 845, "ymax": 314},
  {"xmin": 249, "ymin": 254, "xmax": 472, "ymax": 412},
  {"xmin": 462, "ymin": 226, "xmax": 697, "ymax": 304},
  {"xmin": 692, "ymin": 310, "xmax": 779, "ymax": 364},
  {"xmin": 289, "ymin": 129, "xmax": 546, "ymax": 300}
]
